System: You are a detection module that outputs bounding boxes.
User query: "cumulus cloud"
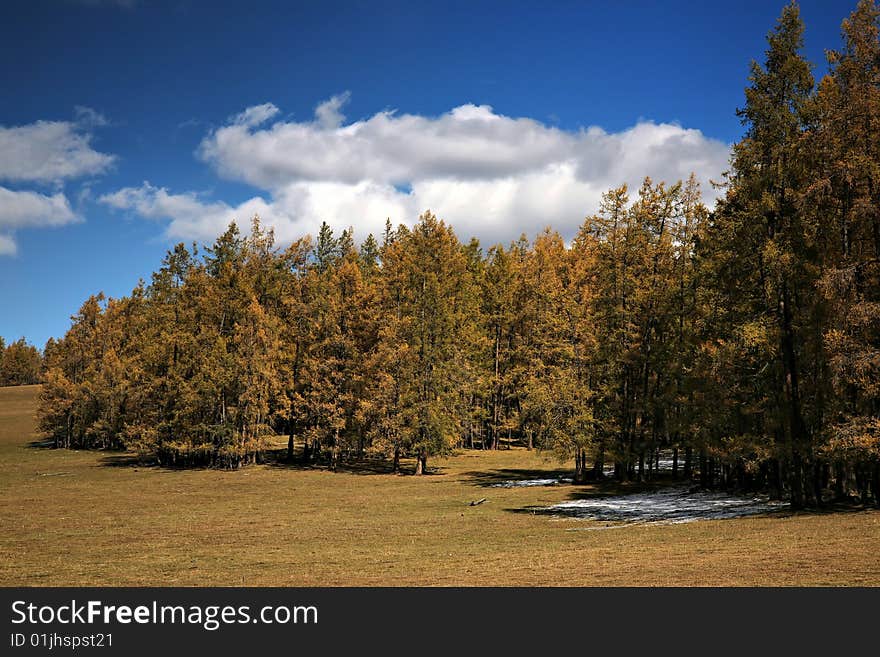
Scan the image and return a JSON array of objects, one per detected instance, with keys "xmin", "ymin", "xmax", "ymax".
[
  {"xmin": 0, "ymin": 186, "xmax": 81, "ymax": 254},
  {"xmin": 0, "ymin": 187, "xmax": 77, "ymax": 228},
  {"xmin": 100, "ymin": 182, "xmax": 281, "ymax": 243},
  {"xmin": 109, "ymin": 96, "xmax": 731, "ymax": 247},
  {"xmin": 0, "ymin": 115, "xmax": 115, "ymax": 184},
  {"xmin": 0, "ymin": 110, "xmax": 113, "ymax": 255}
]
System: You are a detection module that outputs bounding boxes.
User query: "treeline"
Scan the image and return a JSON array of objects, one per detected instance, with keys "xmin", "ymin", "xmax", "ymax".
[
  {"xmin": 0, "ymin": 337, "xmax": 42, "ymax": 386},
  {"xmin": 37, "ymin": 1, "xmax": 880, "ymax": 508}
]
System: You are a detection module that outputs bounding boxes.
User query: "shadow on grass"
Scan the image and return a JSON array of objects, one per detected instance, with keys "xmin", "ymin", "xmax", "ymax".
[
  {"xmin": 264, "ymin": 448, "xmax": 447, "ymax": 477},
  {"xmin": 26, "ymin": 438, "xmax": 56, "ymax": 449},
  {"xmin": 464, "ymin": 467, "xmax": 678, "ymax": 494},
  {"xmin": 464, "ymin": 468, "xmax": 574, "ymax": 488},
  {"xmin": 99, "ymin": 453, "xmax": 154, "ymax": 468},
  {"xmin": 770, "ymin": 500, "xmax": 880, "ymax": 517},
  {"xmin": 507, "ymin": 501, "xmax": 875, "ymax": 522},
  {"xmin": 92, "ymin": 446, "xmax": 447, "ymax": 476}
]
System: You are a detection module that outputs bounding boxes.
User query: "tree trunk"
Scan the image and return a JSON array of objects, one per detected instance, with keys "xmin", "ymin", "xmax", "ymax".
[
  {"xmin": 330, "ymin": 428, "xmax": 340, "ymax": 471},
  {"xmin": 414, "ymin": 449, "xmax": 427, "ymax": 475},
  {"xmin": 574, "ymin": 451, "xmax": 585, "ymax": 484},
  {"xmin": 593, "ymin": 443, "xmax": 605, "ymax": 479},
  {"xmin": 856, "ymin": 463, "xmax": 868, "ymax": 503},
  {"xmin": 790, "ymin": 451, "xmax": 805, "ymax": 510},
  {"xmin": 392, "ymin": 446, "xmax": 400, "ymax": 473},
  {"xmin": 780, "ymin": 282, "xmax": 808, "ymax": 511},
  {"xmin": 492, "ymin": 326, "xmax": 501, "ymax": 452},
  {"xmin": 770, "ymin": 459, "xmax": 784, "ymax": 500},
  {"xmin": 812, "ymin": 460, "xmax": 823, "ymax": 507},
  {"xmin": 699, "ymin": 448, "xmax": 708, "ymax": 488},
  {"xmin": 834, "ymin": 460, "xmax": 847, "ymax": 501}
]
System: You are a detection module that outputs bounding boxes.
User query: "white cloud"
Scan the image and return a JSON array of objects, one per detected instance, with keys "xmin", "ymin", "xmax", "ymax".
[
  {"xmin": 0, "ymin": 117, "xmax": 115, "ymax": 184},
  {"xmin": 74, "ymin": 105, "xmax": 109, "ymax": 128},
  {"xmin": 0, "ymin": 187, "xmax": 77, "ymax": 229},
  {"xmin": 231, "ymin": 103, "xmax": 280, "ymax": 129},
  {"xmin": 109, "ymin": 96, "xmax": 731, "ymax": 247},
  {"xmin": 0, "ymin": 110, "xmax": 114, "ymax": 256},
  {"xmin": 0, "ymin": 186, "xmax": 80, "ymax": 255},
  {"xmin": 0, "ymin": 234, "xmax": 16, "ymax": 256},
  {"xmin": 314, "ymin": 91, "xmax": 351, "ymax": 129},
  {"xmin": 99, "ymin": 182, "xmax": 281, "ymax": 243}
]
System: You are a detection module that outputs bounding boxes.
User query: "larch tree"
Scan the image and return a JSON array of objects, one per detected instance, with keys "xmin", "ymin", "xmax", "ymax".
[
  {"xmin": 0, "ymin": 337, "xmax": 43, "ymax": 386},
  {"xmin": 809, "ymin": 0, "xmax": 880, "ymax": 503},
  {"xmin": 712, "ymin": 1, "xmax": 820, "ymax": 508}
]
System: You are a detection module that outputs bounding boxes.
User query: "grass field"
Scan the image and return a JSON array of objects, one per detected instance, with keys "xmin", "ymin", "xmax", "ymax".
[{"xmin": 1, "ymin": 384, "xmax": 878, "ymax": 586}]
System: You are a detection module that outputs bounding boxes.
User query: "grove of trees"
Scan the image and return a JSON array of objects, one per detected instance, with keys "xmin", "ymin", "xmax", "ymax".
[
  {"xmin": 0, "ymin": 337, "xmax": 42, "ymax": 386},
  {"xmin": 36, "ymin": 1, "xmax": 880, "ymax": 508}
]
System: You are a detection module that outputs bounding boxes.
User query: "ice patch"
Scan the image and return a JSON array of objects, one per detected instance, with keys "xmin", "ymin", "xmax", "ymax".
[
  {"xmin": 546, "ymin": 486, "xmax": 787, "ymax": 525},
  {"xmin": 491, "ymin": 477, "xmax": 573, "ymax": 488}
]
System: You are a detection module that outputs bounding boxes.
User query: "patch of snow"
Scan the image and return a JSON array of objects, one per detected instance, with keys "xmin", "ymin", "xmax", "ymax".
[
  {"xmin": 491, "ymin": 477, "xmax": 573, "ymax": 488},
  {"xmin": 546, "ymin": 486, "xmax": 787, "ymax": 525},
  {"xmin": 600, "ymin": 456, "xmax": 679, "ymax": 477}
]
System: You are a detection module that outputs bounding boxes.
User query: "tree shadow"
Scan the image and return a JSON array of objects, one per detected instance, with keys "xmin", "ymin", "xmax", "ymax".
[
  {"xmin": 82, "ymin": 443, "xmax": 446, "ymax": 475},
  {"xmin": 463, "ymin": 467, "xmax": 676, "ymax": 493},
  {"xmin": 463, "ymin": 467, "xmax": 575, "ymax": 488},
  {"xmin": 26, "ymin": 438, "xmax": 56, "ymax": 449},
  {"xmin": 777, "ymin": 500, "xmax": 880, "ymax": 517},
  {"xmin": 98, "ymin": 453, "xmax": 155, "ymax": 468},
  {"xmin": 263, "ymin": 448, "xmax": 447, "ymax": 476}
]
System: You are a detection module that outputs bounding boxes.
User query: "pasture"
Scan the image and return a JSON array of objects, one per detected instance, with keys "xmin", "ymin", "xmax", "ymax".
[{"xmin": 1, "ymin": 385, "xmax": 878, "ymax": 586}]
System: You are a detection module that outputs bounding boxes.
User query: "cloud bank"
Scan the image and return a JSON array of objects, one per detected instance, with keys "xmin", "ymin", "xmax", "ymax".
[{"xmin": 104, "ymin": 94, "xmax": 731, "ymax": 247}]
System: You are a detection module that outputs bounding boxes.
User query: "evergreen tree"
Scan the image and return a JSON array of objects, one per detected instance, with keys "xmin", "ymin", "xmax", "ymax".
[{"xmin": 712, "ymin": 1, "xmax": 819, "ymax": 508}]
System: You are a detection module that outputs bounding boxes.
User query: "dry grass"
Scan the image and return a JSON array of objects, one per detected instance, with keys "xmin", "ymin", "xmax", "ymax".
[{"xmin": 1, "ymin": 384, "xmax": 878, "ymax": 586}]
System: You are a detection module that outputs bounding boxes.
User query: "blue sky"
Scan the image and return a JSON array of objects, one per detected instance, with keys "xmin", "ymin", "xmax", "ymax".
[{"xmin": 0, "ymin": 0, "xmax": 858, "ymax": 348}]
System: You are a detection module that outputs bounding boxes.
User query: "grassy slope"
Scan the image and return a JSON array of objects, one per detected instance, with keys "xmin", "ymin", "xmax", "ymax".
[{"xmin": 0, "ymin": 384, "xmax": 878, "ymax": 586}]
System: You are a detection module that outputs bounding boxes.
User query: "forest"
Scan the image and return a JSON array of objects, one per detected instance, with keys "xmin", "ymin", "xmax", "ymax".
[{"xmin": 32, "ymin": 0, "xmax": 880, "ymax": 511}]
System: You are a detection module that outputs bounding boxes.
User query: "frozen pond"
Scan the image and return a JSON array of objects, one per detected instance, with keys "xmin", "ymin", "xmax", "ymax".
[
  {"xmin": 491, "ymin": 477, "xmax": 573, "ymax": 488},
  {"xmin": 546, "ymin": 486, "xmax": 788, "ymax": 526}
]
